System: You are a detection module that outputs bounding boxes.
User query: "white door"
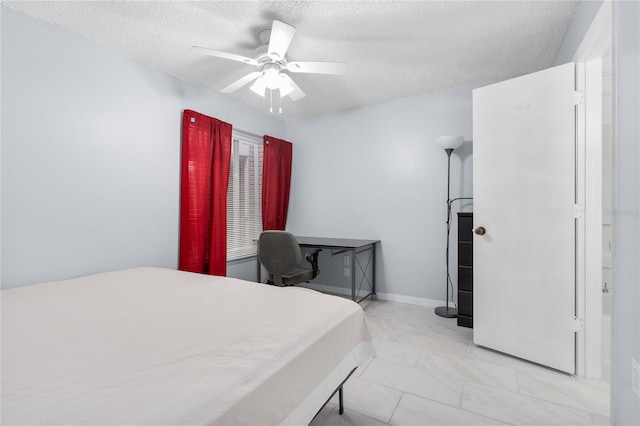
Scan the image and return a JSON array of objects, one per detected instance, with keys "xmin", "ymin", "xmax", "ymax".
[{"xmin": 473, "ymin": 63, "xmax": 577, "ymax": 374}]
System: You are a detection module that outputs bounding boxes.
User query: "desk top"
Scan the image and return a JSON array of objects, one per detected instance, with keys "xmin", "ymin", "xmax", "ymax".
[{"xmin": 295, "ymin": 236, "xmax": 379, "ymax": 249}]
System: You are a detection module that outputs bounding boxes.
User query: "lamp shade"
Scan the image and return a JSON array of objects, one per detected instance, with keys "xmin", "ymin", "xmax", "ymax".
[{"xmin": 435, "ymin": 135, "xmax": 464, "ymax": 150}]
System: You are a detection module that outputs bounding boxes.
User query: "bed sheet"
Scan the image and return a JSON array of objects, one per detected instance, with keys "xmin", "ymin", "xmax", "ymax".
[{"xmin": 1, "ymin": 267, "xmax": 372, "ymax": 425}]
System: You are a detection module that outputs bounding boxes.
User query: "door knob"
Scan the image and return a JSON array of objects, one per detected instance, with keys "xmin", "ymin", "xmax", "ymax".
[{"xmin": 474, "ymin": 226, "xmax": 486, "ymax": 236}]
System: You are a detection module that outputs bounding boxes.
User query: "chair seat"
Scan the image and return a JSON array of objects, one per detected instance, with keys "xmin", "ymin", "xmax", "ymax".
[{"xmin": 269, "ymin": 268, "xmax": 316, "ymax": 286}]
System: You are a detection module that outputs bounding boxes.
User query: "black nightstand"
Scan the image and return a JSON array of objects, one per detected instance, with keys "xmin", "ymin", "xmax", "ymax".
[{"xmin": 457, "ymin": 212, "xmax": 473, "ymax": 328}]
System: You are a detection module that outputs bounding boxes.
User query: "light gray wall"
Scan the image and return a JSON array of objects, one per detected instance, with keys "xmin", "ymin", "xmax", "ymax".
[
  {"xmin": 0, "ymin": 7, "xmax": 285, "ymax": 289},
  {"xmin": 612, "ymin": 1, "xmax": 640, "ymax": 424},
  {"xmin": 553, "ymin": 0, "xmax": 604, "ymax": 66},
  {"xmin": 0, "ymin": 5, "xmax": 3, "ymax": 286},
  {"xmin": 227, "ymin": 257, "xmax": 260, "ymax": 282},
  {"xmin": 285, "ymin": 88, "xmax": 474, "ymax": 302}
]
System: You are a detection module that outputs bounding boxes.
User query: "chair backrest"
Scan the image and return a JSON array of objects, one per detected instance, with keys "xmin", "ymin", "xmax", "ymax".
[{"xmin": 258, "ymin": 231, "xmax": 302, "ymax": 276}]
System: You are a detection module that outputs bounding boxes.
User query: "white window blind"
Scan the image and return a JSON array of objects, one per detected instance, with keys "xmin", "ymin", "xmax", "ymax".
[{"xmin": 227, "ymin": 137, "xmax": 263, "ymax": 260}]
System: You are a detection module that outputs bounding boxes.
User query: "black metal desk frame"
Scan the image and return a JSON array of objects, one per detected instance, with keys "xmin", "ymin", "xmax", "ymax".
[{"xmin": 295, "ymin": 237, "xmax": 379, "ymax": 304}]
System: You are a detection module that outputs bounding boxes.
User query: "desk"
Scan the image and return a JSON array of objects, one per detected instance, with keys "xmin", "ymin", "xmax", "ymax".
[{"xmin": 295, "ymin": 237, "xmax": 379, "ymax": 303}]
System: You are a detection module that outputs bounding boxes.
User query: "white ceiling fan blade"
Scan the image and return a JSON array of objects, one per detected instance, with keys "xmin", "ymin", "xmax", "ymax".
[
  {"xmin": 249, "ymin": 77, "xmax": 267, "ymax": 97},
  {"xmin": 190, "ymin": 46, "xmax": 257, "ymax": 66},
  {"xmin": 268, "ymin": 20, "xmax": 296, "ymax": 59},
  {"xmin": 280, "ymin": 74, "xmax": 305, "ymax": 101},
  {"xmin": 286, "ymin": 61, "xmax": 347, "ymax": 75},
  {"xmin": 221, "ymin": 71, "xmax": 262, "ymax": 93}
]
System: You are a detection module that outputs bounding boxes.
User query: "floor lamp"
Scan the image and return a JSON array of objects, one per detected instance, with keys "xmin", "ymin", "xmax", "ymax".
[{"xmin": 434, "ymin": 135, "xmax": 464, "ymax": 318}]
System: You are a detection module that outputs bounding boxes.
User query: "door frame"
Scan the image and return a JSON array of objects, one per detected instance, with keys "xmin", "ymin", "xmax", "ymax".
[{"xmin": 573, "ymin": 0, "xmax": 612, "ymax": 379}]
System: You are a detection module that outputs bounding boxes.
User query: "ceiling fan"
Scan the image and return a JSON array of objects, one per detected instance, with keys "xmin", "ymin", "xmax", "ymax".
[{"xmin": 191, "ymin": 20, "xmax": 347, "ymax": 102}]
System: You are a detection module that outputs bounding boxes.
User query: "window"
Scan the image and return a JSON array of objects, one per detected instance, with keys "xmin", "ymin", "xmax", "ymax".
[{"xmin": 227, "ymin": 137, "xmax": 263, "ymax": 260}]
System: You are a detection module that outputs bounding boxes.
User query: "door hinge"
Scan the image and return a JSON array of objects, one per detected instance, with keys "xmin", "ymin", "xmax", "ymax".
[
  {"xmin": 573, "ymin": 91, "xmax": 585, "ymax": 105},
  {"xmin": 574, "ymin": 317, "xmax": 584, "ymax": 333},
  {"xmin": 573, "ymin": 204, "xmax": 584, "ymax": 218}
]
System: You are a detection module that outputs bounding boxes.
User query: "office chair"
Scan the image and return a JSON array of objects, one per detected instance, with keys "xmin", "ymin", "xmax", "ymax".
[{"xmin": 258, "ymin": 231, "xmax": 321, "ymax": 286}]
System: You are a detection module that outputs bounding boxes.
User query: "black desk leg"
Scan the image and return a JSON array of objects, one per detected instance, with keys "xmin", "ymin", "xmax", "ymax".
[
  {"xmin": 371, "ymin": 244, "xmax": 377, "ymax": 300},
  {"xmin": 351, "ymin": 250, "xmax": 356, "ymax": 302}
]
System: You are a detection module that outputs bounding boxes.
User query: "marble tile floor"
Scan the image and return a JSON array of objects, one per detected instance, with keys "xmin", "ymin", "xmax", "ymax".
[{"xmin": 310, "ymin": 300, "xmax": 610, "ymax": 426}]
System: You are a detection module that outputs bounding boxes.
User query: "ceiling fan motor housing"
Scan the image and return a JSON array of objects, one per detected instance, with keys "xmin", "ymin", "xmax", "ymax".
[{"xmin": 254, "ymin": 44, "xmax": 286, "ymax": 69}]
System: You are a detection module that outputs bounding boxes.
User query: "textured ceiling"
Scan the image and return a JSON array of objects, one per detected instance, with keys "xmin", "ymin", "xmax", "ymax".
[{"xmin": 4, "ymin": 1, "xmax": 577, "ymax": 121}]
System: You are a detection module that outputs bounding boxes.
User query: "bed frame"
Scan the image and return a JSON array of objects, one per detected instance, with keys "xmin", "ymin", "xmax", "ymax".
[{"xmin": 310, "ymin": 366, "xmax": 358, "ymax": 422}]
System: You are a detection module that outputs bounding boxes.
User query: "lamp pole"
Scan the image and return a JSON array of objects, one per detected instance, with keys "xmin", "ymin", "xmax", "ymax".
[{"xmin": 435, "ymin": 148, "xmax": 457, "ymax": 318}]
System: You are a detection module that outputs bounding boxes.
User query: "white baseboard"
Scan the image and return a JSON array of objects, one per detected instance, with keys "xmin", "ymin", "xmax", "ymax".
[
  {"xmin": 300, "ymin": 283, "xmax": 450, "ymax": 308},
  {"xmin": 374, "ymin": 292, "xmax": 448, "ymax": 308}
]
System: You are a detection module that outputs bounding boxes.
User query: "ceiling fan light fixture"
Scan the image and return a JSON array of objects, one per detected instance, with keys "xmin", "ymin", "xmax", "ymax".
[
  {"xmin": 279, "ymin": 77, "xmax": 294, "ymax": 97},
  {"xmin": 250, "ymin": 77, "xmax": 267, "ymax": 96},
  {"xmin": 263, "ymin": 67, "xmax": 281, "ymax": 90}
]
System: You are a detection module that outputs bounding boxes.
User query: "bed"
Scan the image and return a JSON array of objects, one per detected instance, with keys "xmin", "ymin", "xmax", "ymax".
[{"xmin": 1, "ymin": 267, "xmax": 373, "ymax": 425}]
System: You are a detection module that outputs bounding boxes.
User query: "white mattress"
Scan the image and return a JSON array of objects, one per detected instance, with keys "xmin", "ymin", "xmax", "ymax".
[{"xmin": 1, "ymin": 268, "xmax": 372, "ymax": 425}]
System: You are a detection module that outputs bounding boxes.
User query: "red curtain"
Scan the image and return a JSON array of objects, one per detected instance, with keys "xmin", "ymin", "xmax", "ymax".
[
  {"xmin": 179, "ymin": 110, "xmax": 232, "ymax": 276},
  {"xmin": 262, "ymin": 135, "xmax": 293, "ymax": 231}
]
